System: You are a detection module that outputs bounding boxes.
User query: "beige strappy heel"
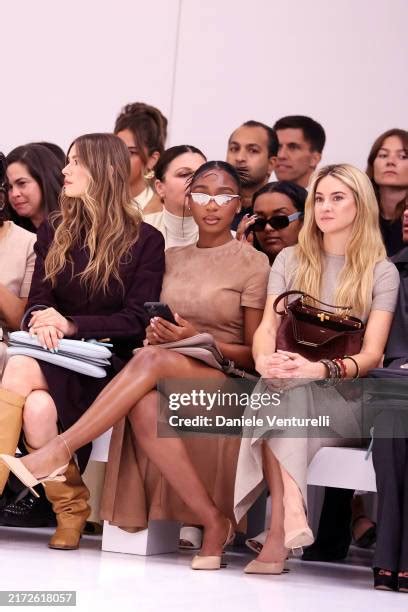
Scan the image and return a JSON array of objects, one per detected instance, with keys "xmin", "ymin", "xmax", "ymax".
[
  {"xmin": 0, "ymin": 435, "xmax": 71, "ymax": 498},
  {"xmin": 191, "ymin": 520, "xmax": 234, "ymax": 570}
]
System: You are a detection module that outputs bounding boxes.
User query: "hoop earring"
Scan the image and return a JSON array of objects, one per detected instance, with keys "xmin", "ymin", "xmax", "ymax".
[{"xmin": 143, "ymin": 168, "xmax": 155, "ymax": 181}]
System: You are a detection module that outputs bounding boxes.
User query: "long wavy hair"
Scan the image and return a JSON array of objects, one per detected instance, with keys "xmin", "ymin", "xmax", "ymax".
[
  {"xmin": 45, "ymin": 133, "xmax": 142, "ymax": 295},
  {"xmin": 294, "ymin": 164, "xmax": 386, "ymax": 317}
]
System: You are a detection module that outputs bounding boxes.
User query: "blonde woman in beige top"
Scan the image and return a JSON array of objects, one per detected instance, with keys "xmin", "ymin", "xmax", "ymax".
[{"xmin": 233, "ymin": 164, "xmax": 399, "ymax": 575}]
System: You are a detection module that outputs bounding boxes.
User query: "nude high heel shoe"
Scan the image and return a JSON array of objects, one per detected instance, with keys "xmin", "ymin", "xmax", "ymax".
[
  {"xmin": 191, "ymin": 520, "xmax": 234, "ymax": 570},
  {"xmin": 281, "ymin": 466, "xmax": 314, "ymax": 556},
  {"xmin": 244, "ymin": 559, "xmax": 288, "ymax": 574},
  {"xmin": 0, "ymin": 435, "xmax": 71, "ymax": 498}
]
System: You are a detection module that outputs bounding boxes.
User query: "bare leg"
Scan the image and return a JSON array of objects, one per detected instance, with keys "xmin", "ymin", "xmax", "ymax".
[
  {"xmin": 23, "ymin": 391, "xmax": 58, "ymax": 449},
  {"xmin": 19, "ymin": 348, "xmax": 226, "ymax": 480},
  {"xmin": 128, "ymin": 391, "xmax": 231, "ymax": 556},
  {"xmin": 2, "ymin": 355, "xmax": 49, "ymax": 397},
  {"xmin": 351, "ymin": 494, "xmax": 375, "ymax": 541},
  {"xmin": 256, "ymin": 442, "xmax": 288, "ymax": 563}
]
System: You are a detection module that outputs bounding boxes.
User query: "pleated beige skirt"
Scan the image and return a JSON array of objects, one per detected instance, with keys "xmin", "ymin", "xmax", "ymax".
[
  {"xmin": 100, "ymin": 415, "xmax": 242, "ymax": 531},
  {"xmin": 234, "ymin": 379, "xmax": 363, "ymax": 524}
]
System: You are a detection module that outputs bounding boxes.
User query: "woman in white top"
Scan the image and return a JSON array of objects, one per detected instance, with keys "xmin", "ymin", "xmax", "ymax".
[
  {"xmin": 114, "ymin": 102, "xmax": 167, "ymax": 216},
  {"xmin": 146, "ymin": 145, "xmax": 207, "ymax": 248}
]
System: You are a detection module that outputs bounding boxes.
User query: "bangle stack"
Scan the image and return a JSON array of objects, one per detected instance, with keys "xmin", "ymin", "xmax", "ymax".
[{"xmin": 318, "ymin": 356, "xmax": 359, "ymax": 387}]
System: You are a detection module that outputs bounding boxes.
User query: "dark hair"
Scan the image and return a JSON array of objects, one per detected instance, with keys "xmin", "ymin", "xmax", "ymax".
[
  {"xmin": 0, "ymin": 152, "xmax": 8, "ymax": 227},
  {"xmin": 189, "ymin": 161, "xmax": 241, "ymax": 191},
  {"xmin": 31, "ymin": 141, "xmax": 66, "ymax": 166},
  {"xmin": 114, "ymin": 102, "xmax": 167, "ymax": 165},
  {"xmin": 273, "ymin": 115, "xmax": 326, "ymax": 153},
  {"xmin": 6, "ymin": 143, "xmax": 64, "ymax": 231},
  {"xmin": 366, "ymin": 128, "xmax": 408, "ymax": 221},
  {"xmin": 231, "ymin": 120, "xmax": 279, "ymax": 157},
  {"xmin": 252, "ymin": 180, "xmax": 307, "ymax": 213},
  {"xmin": 366, "ymin": 128, "xmax": 408, "ymax": 186},
  {"xmin": 155, "ymin": 145, "xmax": 206, "ymax": 182}
]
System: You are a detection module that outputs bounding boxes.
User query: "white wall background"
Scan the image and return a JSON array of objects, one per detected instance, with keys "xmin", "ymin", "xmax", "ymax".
[{"xmin": 2, "ymin": 0, "xmax": 407, "ymax": 170}]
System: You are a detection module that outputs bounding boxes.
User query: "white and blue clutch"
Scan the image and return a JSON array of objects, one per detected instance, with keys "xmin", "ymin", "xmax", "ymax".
[{"xmin": 7, "ymin": 331, "xmax": 112, "ymax": 378}]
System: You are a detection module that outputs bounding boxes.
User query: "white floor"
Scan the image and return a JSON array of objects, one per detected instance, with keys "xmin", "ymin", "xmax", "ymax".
[{"xmin": 1, "ymin": 527, "xmax": 407, "ymax": 612}]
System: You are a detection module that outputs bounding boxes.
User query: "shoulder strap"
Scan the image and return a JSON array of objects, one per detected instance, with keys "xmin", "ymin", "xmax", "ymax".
[{"xmin": 273, "ymin": 290, "xmax": 351, "ymax": 315}]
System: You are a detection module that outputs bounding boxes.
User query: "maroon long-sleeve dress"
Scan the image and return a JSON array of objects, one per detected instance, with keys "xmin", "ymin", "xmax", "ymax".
[{"xmin": 25, "ymin": 221, "xmax": 165, "ymax": 470}]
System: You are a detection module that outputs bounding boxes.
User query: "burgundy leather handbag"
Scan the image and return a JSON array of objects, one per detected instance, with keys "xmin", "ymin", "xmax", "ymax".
[{"xmin": 274, "ymin": 290, "xmax": 365, "ymax": 361}]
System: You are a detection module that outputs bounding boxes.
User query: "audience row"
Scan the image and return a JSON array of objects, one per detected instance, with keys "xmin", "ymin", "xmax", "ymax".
[{"xmin": 0, "ymin": 105, "xmax": 407, "ymax": 592}]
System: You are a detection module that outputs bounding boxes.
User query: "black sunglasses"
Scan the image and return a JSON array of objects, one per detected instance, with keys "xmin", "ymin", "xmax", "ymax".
[{"xmin": 252, "ymin": 211, "xmax": 303, "ymax": 232}]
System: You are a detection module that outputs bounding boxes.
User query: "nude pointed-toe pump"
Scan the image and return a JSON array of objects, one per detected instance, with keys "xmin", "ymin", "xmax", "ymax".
[{"xmin": 191, "ymin": 520, "xmax": 234, "ymax": 570}]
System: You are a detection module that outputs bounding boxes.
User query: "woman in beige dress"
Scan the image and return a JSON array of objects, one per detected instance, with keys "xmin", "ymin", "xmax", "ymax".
[
  {"xmin": 233, "ymin": 163, "xmax": 400, "ymax": 574},
  {"xmin": 1, "ymin": 161, "xmax": 270, "ymax": 571}
]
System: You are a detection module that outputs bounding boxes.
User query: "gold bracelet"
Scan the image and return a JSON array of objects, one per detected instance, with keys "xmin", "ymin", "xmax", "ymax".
[{"xmin": 343, "ymin": 355, "xmax": 360, "ymax": 380}]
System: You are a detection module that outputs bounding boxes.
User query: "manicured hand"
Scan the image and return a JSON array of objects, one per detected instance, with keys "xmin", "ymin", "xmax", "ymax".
[
  {"xmin": 28, "ymin": 308, "xmax": 77, "ymax": 337},
  {"xmin": 255, "ymin": 352, "xmax": 291, "ymax": 377},
  {"xmin": 31, "ymin": 324, "xmax": 63, "ymax": 351},
  {"xmin": 262, "ymin": 350, "xmax": 326, "ymax": 379},
  {"xmin": 145, "ymin": 323, "xmax": 160, "ymax": 345},
  {"xmin": 148, "ymin": 314, "xmax": 198, "ymax": 343},
  {"xmin": 235, "ymin": 213, "xmax": 258, "ymax": 243}
]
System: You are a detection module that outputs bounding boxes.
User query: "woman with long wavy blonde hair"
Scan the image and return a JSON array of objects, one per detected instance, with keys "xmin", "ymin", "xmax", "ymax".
[
  {"xmin": 231, "ymin": 163, "xmax": 400, "ymax": 575},
  {"xmin": 0, "ymin": 133, "xmax": 165, "ymax": 551}
]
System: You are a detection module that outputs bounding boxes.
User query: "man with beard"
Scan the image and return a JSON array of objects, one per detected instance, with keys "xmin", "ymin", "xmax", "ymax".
[{"xmin": 227, "ymin": 120, "xmax": 278, "ymax": 229}]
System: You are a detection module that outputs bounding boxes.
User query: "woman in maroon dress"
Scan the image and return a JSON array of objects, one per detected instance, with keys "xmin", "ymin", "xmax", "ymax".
[{"xmin": 0, "ymin": 133, "xmax": 164, "ymax": 550}]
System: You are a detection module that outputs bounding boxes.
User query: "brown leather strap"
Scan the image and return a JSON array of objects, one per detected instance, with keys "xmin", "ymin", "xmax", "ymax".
[{"xmin": 273, "ymin": 290, "xmax": 351, "ymax": 315}]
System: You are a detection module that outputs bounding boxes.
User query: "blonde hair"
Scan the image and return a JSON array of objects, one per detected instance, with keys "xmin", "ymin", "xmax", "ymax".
[
  {"xmin": 45, "ymin": 133, "xmax": 142, "ymax": 295},
  {"xmin": 294, "ymin": 163, "xmax": 386, "ymax": 317}
]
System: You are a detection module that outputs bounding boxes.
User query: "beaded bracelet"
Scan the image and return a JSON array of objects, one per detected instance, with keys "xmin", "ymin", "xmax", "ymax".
[
  {"xmin": 318, "ymin": 359, "xmax": 339, "ymax": 387},
  {"xmin": 333, "ymin": 358, "xmax": 347, "ymax": 379}
]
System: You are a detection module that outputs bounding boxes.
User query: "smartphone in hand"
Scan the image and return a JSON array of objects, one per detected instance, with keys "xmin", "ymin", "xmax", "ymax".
[{"xmin": 144, "ymin": 302, "xmax": 178, "ymax": 325}]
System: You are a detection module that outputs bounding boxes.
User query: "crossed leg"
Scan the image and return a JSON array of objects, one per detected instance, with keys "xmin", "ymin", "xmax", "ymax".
[
  {"xmin": 128, "ymin": 390, "xmax": 232, "ymax": 555},
  {"xmin": 13, "ymin": 347, "xmax": 233, "ymax": 556}
]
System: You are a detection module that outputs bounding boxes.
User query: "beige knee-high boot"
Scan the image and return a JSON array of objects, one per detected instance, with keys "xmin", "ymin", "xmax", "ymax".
[
  {"xmin": 43, "ymin": 458, "xmax": 91, "ymax": 550},
  {"xmin": 0, "ymin": 388, "xmax": 26, "ymax": 494}
]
